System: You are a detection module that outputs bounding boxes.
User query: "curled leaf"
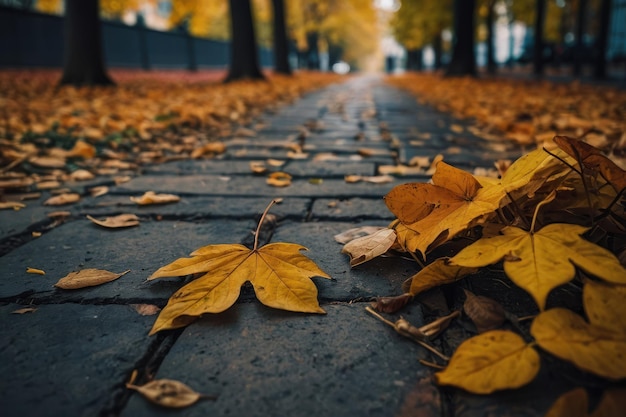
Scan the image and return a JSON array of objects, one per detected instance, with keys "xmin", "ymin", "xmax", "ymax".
[
  {"xmin": 126, "ymin": 379, "xmax": 209, "ymax": 408},
  {"xmin": 55, "ymin": 268, "xmax": 130, "ymax": 290},
  {"xmin": 462, "ymin": 289, "xmax": 506, "ymax": 333},
  {"xmin": 371, "ymin": 293, "xmax": 413, "ymax": 314},
  {"xmin": 86, "ymin": 214, "xmax": 140, "ymax": 229},
  {"xmin": 12, "ymin": 307, "xmax": 37, "ymax": 314},
  {"xmin": 69, "ymin": 169, "xmax": 95, "ymax": 181},
  {"xmin": 190, "ymin": 142, "xmax": 226, "ymax": 159},
  {"xmin": 26, "ymin": 267, "xmax": 45, "ymax": 275},
  {"xmin": 266, "ymin": 172, "xmax": 292, "ymax": 187},
  {"xmin": 341, "ymin": 228, "xmax": 396, "ymax": 267},
  {"xmin": 435, "ymin": 330, "xmax": 540, "ymax": 394},
  {"xmin": 130, "ymin": 191, "xmax": 180, "ymax": 205},
  {"xmin": 333, "ymin": 226, "xmax": 387, "ymax": 244},
  {"xmin": 43, "ymin": 193, "xmax": 80, "ymax": 206}
]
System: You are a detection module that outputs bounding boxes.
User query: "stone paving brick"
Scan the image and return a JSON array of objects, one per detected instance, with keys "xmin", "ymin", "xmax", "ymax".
[
  {"xmin": 310, "ymin": 197, "xmax": 394, "ymax": 220},
  {"xmin": 121, "ymin": 303, "xmax": 435, "ymax": 417},
  {"xmin": 0, "ymin": 303, "xmax": 153, "ymax": 417}
]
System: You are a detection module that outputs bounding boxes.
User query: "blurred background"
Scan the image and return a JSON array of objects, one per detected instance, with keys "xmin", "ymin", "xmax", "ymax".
[{"xmin": 0, "ymin": 0, "xmax": 624, "ymax": 79}]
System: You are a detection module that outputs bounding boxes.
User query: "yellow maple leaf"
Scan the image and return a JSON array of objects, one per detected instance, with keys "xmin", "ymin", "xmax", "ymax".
[
  {"xmin": 450, "ymin": 224, "xmax": 626, "ymax": 309},
  {"xmin": 384, "ymin": 162, "xmax": 505, "ymax": 255},
  {"xmin": 435, "ymin": 330, "xmax": 540, "ymax": 394},
  {"xmin": 531, "ymin": 308, "xmax": 626, "ymax": 380},
  {"xmin": 148, "ymin": 201, "xmax": 330, "ymax": 335}
]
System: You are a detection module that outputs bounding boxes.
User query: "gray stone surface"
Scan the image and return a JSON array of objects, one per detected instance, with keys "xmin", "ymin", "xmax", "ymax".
[
  {"xmin": 0, "ymin": 203, "xmax": 52, "ymax": 240},
  {"xmin": 122, "ymin": 302, "xmax": 432, "ymax": 417},
  {"xmin": 311, "ymin": 198, "xmax": 394, "ymax": 220},
  {"xmin": 0, "ymin": 303, "xmax": 153, "ymax": 417}
]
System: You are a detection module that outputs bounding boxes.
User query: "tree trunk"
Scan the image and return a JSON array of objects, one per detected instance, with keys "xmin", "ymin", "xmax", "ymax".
[
  {"xmin": 406, "ymin": 49, "xmax": 423, "ymax": 71},
  {"xmin": 446, "ymin": 0, "xmax": 476, "ymax": 76},
  {"xmin": 593, "ymin": 0, "xmax": 611, "ymax": 79},
  {"xmin": 271, "ymin": 0, "xmax": 291, "ymax": 75},
  {"xmin": 433, "ymin": 32, "xmax": 443, "ymax": 69},
  {"xmin": 573, "ymin": 0, "xmax": 587, "ymax": 76},
  {"xmin": 306, "ymin": 32, "xmax": 320, "ymax": 69},
  {"xmin": 486, "ymin": 0, "xmax": 496, "ymax": 74},
  {"xmin": 225, "ymin": 0, "xmax": 265, "ymax": 82},
  {"xmin": 59, "ymin": 0, "xmax": 113, "ymax": 87},
  {"xmin": 532, "ymin": 0, "xmax": 546, "ymax": 76}
]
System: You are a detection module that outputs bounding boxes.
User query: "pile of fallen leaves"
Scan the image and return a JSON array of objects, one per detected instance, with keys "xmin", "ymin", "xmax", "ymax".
[
  {"xmin": 340, "ymin": 134, "xmax": 626, "ymax": 413},
  {"xmin": 0, "ymin": 70, "xmax": 341, "ymax": 204},
  {"xmin": 387, "ymin": 73, "xmax": 626, "ymax": 154}
]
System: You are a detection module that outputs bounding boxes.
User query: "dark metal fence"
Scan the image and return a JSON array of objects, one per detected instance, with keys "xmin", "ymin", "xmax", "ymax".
[{"xmin": 0, "ymin": 6, "xmax": 274, "ymax": 69}]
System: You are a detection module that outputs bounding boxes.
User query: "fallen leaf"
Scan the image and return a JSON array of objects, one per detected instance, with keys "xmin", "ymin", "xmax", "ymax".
[
  {"xmin": 545, "ymin": 387, "xmax": 626, "ymax": 417},
  {"xmin": 406, "ymin": 258, "xmax": 479, "ymax": 296},
  {"xmin": 385, "ymin": 162, "xmax": 505, "ymax": 255},
  {"xmin": 43, "ymin": 193, "xmax": 80, "ymax": 206},
  {"xmin": 371, "ymin": 293, "xmax": 413, "ymax": 314},
  {"xmin": 583, "ymin": 280, "xmax": 626, "ymax": 334},
  {"xmin": 90, "ymin": 186, "xmax": 109, "ymax": 197},
  {"xmin": 341, "ymin": 228, "xmax": 396, "ymax": 267},
  {"xmin": 451, "ymin": 224, "xmax": 626, "ymax": 309},
  {"xmin": 148, "ymin": 240, "xmax": 330, "ymax": 334},
  {"xmin": 29, "ymin": 156, "xmax": 66, "ymax": 169},
  {"xmin": 435, "ymin": 330, "xmax": 540, "ymax": 394},
  {"xmin": 130, "ymin": 304, "xmax": 161, "ymax": 316},
  {"xmin": 26, "ymin": 267, "xmax": 45, "ymax": 275},
  {"xmin": 126, "ymin": 379, "xmax": 208, "ymax": 408},
  {"xmin": 130, "ymin": 191, "xmax": 180, "ymax": 205},
  {"xmin": 462, "ymin": 289, "xmax": 506, "ymax": 333},
  {"xmin": 12, "ymin": 307, "xmax": 37, "ymax": 314},
  {"xmin": 31, "ymin": 231, "xmax": 41, "ymax": 237},
  {"xmin": 450, "ymin": 124, "xmax": 464, "ymax": 133},
  {"xmin": 345, "ymin": 175, "xmax": 394, "ymax": 184},
  {"xmin": 333, "ymin": 226, "xmax": 388, "ymax": 244},
  {"xmin": 66, "ymin": 140, "xmax": 96, "ymax": 159},
  {"xmin": 234, "ymin": 127, "xmax": 256, "ymax": 137},
  {"xmin": 531, "ymin": 308, "xmax": 626, "ymax": 380},
  {"xmin": 54, "ymin": 268, "xmax": 130, "ymax": 290},
  {"xmin": 47, "ymin": 210, "xmax": 71, "ymax": 219},
  {"xmin": 37, "ymin": 180, "xmax": 62, "ymax": 190},
  {"xmin": 190, "ymin": 142, "xmax": 226, "ymax": 159},
  {"xmin": 69, "ymin": 169, "xmax": 95, "ymax": 181},
  {"xmin": 266, "ymin": 172, "xmax": 292, "ymax": 187},
  {"xmin": 250, "ymin": 161, "xmax": 267, "ymax": 174},
  {"xmin": 266, "ymin": 159, "xmax": 285, "ymax": 167},
  {"xmin": 0, "ymin": 201, "xmax": 25, "ymax": 210},
  {"xmin": 86, "ymin": 214, "xmax": 140, "ymax": 229}
]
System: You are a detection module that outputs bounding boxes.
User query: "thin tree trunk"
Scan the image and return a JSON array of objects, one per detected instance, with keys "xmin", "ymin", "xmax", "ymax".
[
  {"xmin": 433, "ymin": 32, "xmax": 443, "ymax": 69},
  {"xmin": 573, "ymin": 0, "xmax": 587, "ymax": 76},
  {"xmin": 59, "ymin": 0, "xmax": 113, "ymax": 86},
  {"xmin": 446, "ymin": 0, "xmax": 476, "ymax": 76},
  {"xmin": 532, "ymin": 0, "xmax": 546, "ymax": 76},
  {"xmin": 593, "ymin": 0, "xmax": 611, "ymax": 79},
  {"xmin": 225, "ymin": 0, "xmax": 265, "ymax": 82},
  {"xmin": 486, "ymin": 0, "xmax": 496, "ymax": 74},
  {"xmin": 306, "ymin": 32, "xmax": 320, "ymax": 69},
  {"xmin": 271, "ymin": 0, "xmax": 291, "ymax": 75}
]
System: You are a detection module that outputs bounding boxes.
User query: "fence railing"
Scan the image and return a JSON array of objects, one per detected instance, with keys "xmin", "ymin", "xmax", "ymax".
[{"xmin": 0, "ymin": 6, "xmax": 274, "ymax": 69}]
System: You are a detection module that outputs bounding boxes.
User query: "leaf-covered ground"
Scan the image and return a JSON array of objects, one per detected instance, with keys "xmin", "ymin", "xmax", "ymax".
[
  {"xmin": 387, "ymin": 73, "xmax": 626, "ymax": 162},
  {"xmin": 0, "ymin": 69, "xmax": 341, "ymax": 184}
]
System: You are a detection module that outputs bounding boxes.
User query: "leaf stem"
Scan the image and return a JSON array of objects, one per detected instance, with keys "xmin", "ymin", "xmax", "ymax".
[{"xmin": 254, "ymin": 199, "xmax": 280, "ymax": 251}]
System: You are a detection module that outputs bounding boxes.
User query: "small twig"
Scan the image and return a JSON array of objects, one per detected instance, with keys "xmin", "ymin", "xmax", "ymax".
[
  {"xmin": 365, "ymin": 307, "xmax": 450, "ymax": 361},
  {"xmin": 253, "ymin": 199, "xmax": 280, "ymax": 251},
  {"xmin": 419, "ymin": 359, "xmax": 445, "ymax": 370},
  {"xmin": 517, "ymin": 315, "xmax": 537, "ymax": 322},
  {"xmin": 408, "ymin": 251, "xmax": 425, "ymax": 269}
]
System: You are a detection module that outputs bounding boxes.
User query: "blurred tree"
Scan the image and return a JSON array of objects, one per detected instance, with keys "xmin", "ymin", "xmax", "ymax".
[
  {"xmin": 100, "ymin": 0, "xmax": 139, "ymax": 20},
  {"xmin": 225, "ymin": 0, "xmax": 265, "ymax": 81},
  {"xmin": 35, "ymin": 0, "xmax": 61, "ymax": 14},
  {"xmin": 593, "ymin": 0, "xmax": 610, "ymax": 79},
  {"xmin": 170, "ymin": 0, "xmax": 229, "ymax": 39},
  {"xmin": 271, "ymin": 0, "xmax": 292, "ymax": 74},
  {"xmin": 479, "ymin": 0, "xmax": 497, "ymax": 74},
  {"xmin": 446, "ymin": 0, "xmax": 476, "ymax": 76},
  {"xmin": 390, "ymin": 0, "xmax": 452, "ymax": 70},
  {"xmin": 59, "ymin": 0, "xmax": 114, "ymax": 86},
  {"xmin": 573, "ymin": 0, "xmax": 587, "ymax": 75},
  {"xmin": 532, "ymin": 0, "xmax": 546, "ymax": 75}
]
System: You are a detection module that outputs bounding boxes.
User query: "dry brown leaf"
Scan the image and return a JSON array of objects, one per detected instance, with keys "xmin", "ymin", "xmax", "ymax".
[
  {"xmin": 43, "ymin": 193, "xmax": 80, "ymax": 206},
  {"xmin": 86, "ymin": 214, "xmax": 140, "ymax": 229},
  {"xmin": 463, "ymin": 289, "xmax": 506, "ymax": 333},
  {"xmin": 266, "ymin": 172, "xmax": 292, "ymax": 187},
  {"xmin": 26, "ymin": 267, "xmax": 45, "ymax": 275},
  {"xmin": 0, "ymin": 201, "xmax": 26, "ymax": 210},
  {"xmin": 250, "ymin": 161, "xmax": 267, "ymax": 174},
  {"xmin": 341, "ymin": 228, "xmax": 396, "ymax": 267},
  {"xmin": 190, "ymin": 142, "xmax": 226, "ymax": 159},
  {"xmin": 54, "ymin": 268, "xmax": 130, "ymax": 290},
  {"xmin": 11, "ymin": 307, "xmax": 37, "ymax": 314},
  {"xmin": 47, "ymin": 210, "xmax": 71, "ymax": 219},
  {"xmin": 67, "ymin": 140, "xmax": 96, "ymax": 159},
  {"xmin": 90, "ymin": 186, "xmax": 109, "ymax": 197},
  {"xmin": 130, "ymin": 191, "xmax": 180, "ymax": 205},
  {"xmin": 266, "ymin": 159, "xmax": 286, "ymax": 167},
  {"xmin": 234, "ymin": 127, "xmax": 257, "ymax": 137},
  {"xmin": 114, "ymin": 176, "xmax": 132, "ymax": 185},
  {"xmin": 126, "ymin": 379, "xmax": 209, "ymax": 408},
  {"xmin": 371, "ymin": 293, "xmax": 413, "ymax": 314},
  {"xmin": 333, "ymin": 226, "xmax": 387, "ymax": 245},
  {"xmin": 345, "ymin": 175, "xmax": 394, "ymax": 184},
  {"xmin": 37, "ymin": 180, "xmax": 62, "ymax": 190},
  {"xmin": 130, "ymin": 304, "xmax": 161, "ymax": 316},
  {"xmin": 69, "ymin": 169, "xmax": 95, "ymax": 181},
  {"xmin": 29, "ymin": 156, "xmax": 66, "ymax": 169}
]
